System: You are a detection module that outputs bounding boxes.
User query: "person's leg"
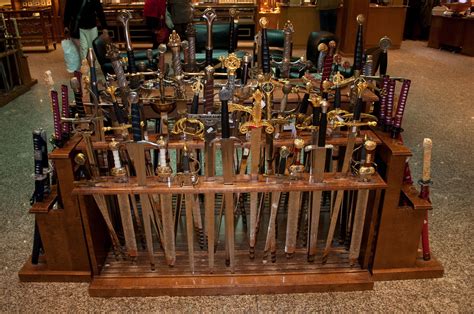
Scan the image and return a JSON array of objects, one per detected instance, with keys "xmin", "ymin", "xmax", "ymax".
[
  {"xmin": 146, "ymin": 17, "xmax": 159, "ymax": 49},
  {"xmin": 70, "ymin": 37, "xmax": 82, "ymax": 70},
  {"xmin": 79, "ymin": 27, "xmax": 98, "ymax": 61},
  {"xmin": 319, "ymin": 10, "xmax": 329, "ymax": 32}
]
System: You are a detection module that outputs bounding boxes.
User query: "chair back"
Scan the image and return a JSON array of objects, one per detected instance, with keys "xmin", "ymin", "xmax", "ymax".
[
  {"xmin": 194, "ymin": 23, "xmax": 232, "ymax": 52},
  {"xmin": 92, "ymin": 35, "xmax": 110, "ymax": 69}
]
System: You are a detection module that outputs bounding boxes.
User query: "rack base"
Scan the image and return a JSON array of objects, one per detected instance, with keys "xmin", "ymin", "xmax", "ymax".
[
  {"xmin": 372, "ymin": 257, "xmax": 444, "ymax": 281},
  {"xmin": 18, "ymin": 257, "xmax": 91, "ymax": 282}
]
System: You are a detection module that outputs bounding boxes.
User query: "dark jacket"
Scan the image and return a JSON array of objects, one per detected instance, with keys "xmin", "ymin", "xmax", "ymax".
[
  {"xmin": 64, "ymin": 0, "xmax": 108, "ymax": 37},
  {"xmin": 167, "ymin": 0, "xmax": 192, "ymax": 24}
]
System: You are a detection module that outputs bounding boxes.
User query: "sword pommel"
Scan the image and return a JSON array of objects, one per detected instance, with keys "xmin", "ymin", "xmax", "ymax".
[
  {"xmin": 356, "ymin": 14, "xmax": 365, "ymax": 25},
  {"xmin": 168, "ymin": 30, "xmax": 181, "ymax": 47},
  {"xmin": 128, "ymin": 91, "xmax": 139, "ymax": 104},
  {"xmin": 318, "ymin": 43, "xmax": 328, "ymax": 52},
  {"xmin": 70, "ymin": 77, "xmax": 80, "ymax": 93},
  {"xmin": 259, "ymin": 17, "xmax": 268, "ymax": 29},
  {"xmin": 379, "ymin": 36, "xmax": 392, "ymax": 52},
  {"xmin": 158, "ymin": 44, "xmax": 167, "ymax": 54}
]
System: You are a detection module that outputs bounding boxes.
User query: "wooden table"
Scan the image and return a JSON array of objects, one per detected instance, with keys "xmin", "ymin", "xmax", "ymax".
[{"xmin": 428, "ymin": 15, "xmax": 474, "ymax": 56}]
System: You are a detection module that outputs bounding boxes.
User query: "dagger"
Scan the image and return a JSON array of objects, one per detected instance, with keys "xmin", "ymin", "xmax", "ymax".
[
  {"xmin": 419, "ymin": 138, "xmax": 433, "ymax": 261},
  {"xmin": 391, "ymin": 79, "xmax": 411, "ymax": 138},
  {"xmin": 117, "ymin": 10, "xmax": 137, "ymax": 73},
  {"xmin": 353, "ymin": 14, "xmax": 365, "ymax": 75},
  {"xmin": 203, "ymin": 8, "xmax": 217, "ymax": 66},
  {"xmin": 349, "ymin": 139, "xmax": 377, "ymax": 266},
  {"xmin": 260, "ymin": 17, "xmax": 271, "ymax": 75}
]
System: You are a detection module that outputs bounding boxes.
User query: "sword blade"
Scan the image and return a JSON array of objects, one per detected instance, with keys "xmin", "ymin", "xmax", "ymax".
[
  {"xmin": 285, "ymin": 191, "xmax": 301, "ymax": 256},
  {"xmin": 117, "ymin": 194, "xmax": 138, "ymax": 260},
  {"xmin": 264, "ymin": 191, "xmax": 281, "ymax": 263},
  {"xmin": 185, "ymin": 194, "xmax": 195, "ymax": 273},
  {"xmin": 160, "ymin": 193, "xmax": 176, "ymax": 266},
  {"xmin": 348, "ymin": 189, "xmax": 369, "ymax": 266},
  {"xmin": 205, "ymin": 192, "xmax": 215, "ymax": 272},
  {"xmin": 93, "ymin": 194, "xmax": 123, "ymax": 258}
]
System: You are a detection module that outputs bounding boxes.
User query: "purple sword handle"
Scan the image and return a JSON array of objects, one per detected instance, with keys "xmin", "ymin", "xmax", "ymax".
[
  {"xmin": 61, "ymin": 85, "xmax": 71, "ymax": 138},
  {"xmin": 384, "ymin": 79, "xmax": 396, "ymax": 132},
  {"xmin": 51, "ymin": 90, "xmax": 63, "ymax": 146},
  {"xmin": 391, "ymin": 79, "xmax": 411, "ymax": 138},
  {"xmin": 378, "ymin": 75, "xmax": 390, "ymax": 127}
]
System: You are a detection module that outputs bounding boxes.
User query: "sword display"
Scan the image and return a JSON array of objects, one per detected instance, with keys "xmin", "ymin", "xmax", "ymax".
[
  {"xmin": 203, "ymin": 8, "xmax": 216, "ymax": 66},
  {"xmin": 349, "ymin": 139, "xmax": 376, "ymax": 266},
  {"xmin": 322, "ymin": 80, "xmax": 371, "ymax": 263},
  {"xmin": 419, "ymin": 138, "xmax": 433, "ymax": 261}
]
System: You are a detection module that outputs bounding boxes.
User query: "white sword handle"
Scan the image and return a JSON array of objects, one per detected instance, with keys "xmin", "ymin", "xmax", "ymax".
[{"xmin": 422, "ymin": 138, "xmax": 432, "ymax": 182}]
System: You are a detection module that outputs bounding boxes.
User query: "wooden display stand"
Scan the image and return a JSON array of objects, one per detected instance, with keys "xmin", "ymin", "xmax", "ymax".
[{"xmin": 18, "ymin": 124, "xmax": 444, "ymax": 295}]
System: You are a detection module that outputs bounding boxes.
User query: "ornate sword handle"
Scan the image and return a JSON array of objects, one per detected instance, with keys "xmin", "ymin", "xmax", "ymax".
[
  {"xmin": 61, "ymin": 84, "xmax": 71, "ymax": 138},
  {"xmin": 281, "ymin": 20, "xmax": 294, "ymax": 78},
  {"xmin": 129, "ymin": 92, "xmax": 142, "ymax": 142},
  {"xmin": 185, "ymin": 24, "xmax": 197, "ymax": 71},
  {"xmin": 219, "ymin": 87, "xmax": 232, "ymax": 139},
  {"xmin": 353, "ymin": 14, "xmax": 365, "ymax": 74},
  {"xmin": 391, "ymin": 79, "xmax": 411, "ymax": 138},
  {"xmin": 229, "ymin": 8, "xmax": 239, "ymax": 53},
  {"xmin": 168, "ymin": 31, "xmax": 183, "ymax": 79},
  {"xmin": 204, "ymin": 65, "xmax": 215, "ymax": 113},
  {"xmin": 379, "ymin": 36, "xmax": 392, "ymax": 76}
]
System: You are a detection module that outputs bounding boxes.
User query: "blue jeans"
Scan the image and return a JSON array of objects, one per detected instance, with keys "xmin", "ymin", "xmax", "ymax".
[{"xmin": 320, "ymin": 9, "xmax": 337, "ymax": 34}]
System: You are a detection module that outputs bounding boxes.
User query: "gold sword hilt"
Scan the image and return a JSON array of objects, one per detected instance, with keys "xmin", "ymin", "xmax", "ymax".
[
  {"xmin": 175, "ymin": 144, "xmax": 201, "ymax": 187},
  {"xmin": 235, "ymin": 89, "xmax": 275, "ymax": 134},
  {"xmin": 171, "ymin": 117, "xmax": 205, "ymax": 140},
  {"xmin": 352, "ymin": 139, "xmax": 377, "ymax": 182}
]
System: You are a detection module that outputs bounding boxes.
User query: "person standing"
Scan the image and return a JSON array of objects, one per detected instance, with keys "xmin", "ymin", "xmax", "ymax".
[
  {"xmin": 63, "ymin": 0, "xmax": 108, "ymax": 61},
  {"xmin": 168, "ymin": 0, "xmax": 192, "ymax": 39},
  {"xmin": 318, "ymin": 0, "xmax": 342, "ymax": 34},
  {"xmin": 144, "ymin": 0, "xmax": 167, "ymax": 49}
]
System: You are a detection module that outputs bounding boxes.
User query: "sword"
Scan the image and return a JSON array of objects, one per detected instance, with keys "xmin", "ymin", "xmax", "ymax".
[
  {"xmin": 158, "ymin": 44, "xmax": 167, "ymax": 75},
  {"xmin": 117, "ymin": 10, "xmax": 137, "ymax": 73},
  {"xmin": 181, "ymin": 145, "xmax": 197, "ymax": 273},
  {"xmin": 50, "ymin": 90, "xmax": 63, "ymax": 148},
  {"xmin": 317, "ymin": 43, "xmax": 328, "ymax": 74},
  {"xmin": 353, "ymin": 14, "xmax": 365, "ymax": 75},
  {"xmin": 419, "ymin": 138, "xmax": 433, "ymax": 261},
  {"xmin": 322, "ymin": 80, "xmax": 370, "ymax": 263},
  {"xmin": 87, "ymin": 48, "xmax": 100, "ymax": 102},
  {"xmin": 105, "ymin": 42, "xmax": 130, "ymax": 108},
  {"xmin": 261, "ymin": 80, "xmax": 275, "ymax": 174},
  {"xmin": 306, "ymin": 99, "xmax": 328, "ymax": 262},
  {"xmin": 321, "ymin": 41, "xmax": 336, "ymax": 89},
  {"xmin": 213, "ymin": 87, "xmax": 239, "ymax": 270},
  {"xmin": 349, "ymin": 139, "xmax": 376, "ymax": 266},
  {"xmin": 241, "ymin": 54, "xmax": 251, "ymax": 86},
  {"xmin": 203, "ymin": 8, "xmax": 216, "ymax": 66}
]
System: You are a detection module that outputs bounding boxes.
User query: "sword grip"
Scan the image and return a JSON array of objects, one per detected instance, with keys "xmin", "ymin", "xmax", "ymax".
[
  {"xmin": 182, "ymin": 151, "xmax": 191, "ymax": 173},
  {"xmin": 131, "ymin": 103, "xmax": 142, "ymax": 142},
  {"xmin": 61, "ymin": 85, "xmax": 71, "ymax": 138},
  {"xmin": 391, "ymin": 79, "xmax": 411, "ymax": 138},
  {"xmin": 353, "ymin": 97, "xmax": 363, "ymax": 122},
  {"xmin": 191, "ymin": 94, "xmax": 199, "ymax": 114},
  {"xmin": 353, "ymin": 23, "xmax": 364, "ymax": 73},
  {"xmin": 51, "ymin": 90, "xmax": 62, "ymax": 142},
  {"xmin": 221, "ymin": 100, "xmax": 230, "ymax": 139},
  {"xmin": 229, "ymin": 19, "xmax": 236, "ymax": 53},
  {"xmin": 261, "ymin": 29, "xmax": 271, "ymax": 74},
  {"xmin": 318, "ymin": 108, "xmax": 328, "ymax": 147},
  {"xmin": 379, "ymin": 51, "xmax": 388, "ymax": 76},
  {"xmin": 334, "ymin": 87, "xmax": 341, "ymax": 110},
  {"xmin": 312, "ymin": 104, "xmax": 321, "ymax": 128},
  {"xmin": 384, "ymin": 79, "xmax": 395, "ymax": 131},
  {"xmin": 299, "ymin": 93, "xmax": 309, "ymax": 114},
  {"xmin": 73, "ymin": 92, "xmax": 85, "ymax": 117},
  {"xmin": 113, "ymin": 102, "xmax": 126, "ymax": 125},
  {"xmin": 205, "ymin": 49, "xmax": 213, "ymax": 66},
  {"xmin": 127, "ymin": 50, "xmax": 137, "ymax": 73}
]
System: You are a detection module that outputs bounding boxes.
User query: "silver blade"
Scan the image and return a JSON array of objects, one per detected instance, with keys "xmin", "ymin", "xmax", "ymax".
[{"xmin": 349, "ymin": 189, "xmax": 370, "ymax": 266}]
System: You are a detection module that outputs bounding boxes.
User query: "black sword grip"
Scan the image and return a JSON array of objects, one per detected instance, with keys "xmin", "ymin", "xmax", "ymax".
[
  {"xmin": 278, "ymin": 156, "xmax": 287, "ymax": 175},
  {"xmin": 74, "ymin": 92, "xmax": 85, "ymax": 117},
  {"xmin": 312, "ymin": 105, "xmax": 321, "ymax": 127},
  {"xmin": 221, "ymin": 100, "xmax": 230, "ymax": 139},
  {"xmin": 191, "ymin": 94, "xmax": 199, "ymax": 114},
  {"xmin": 229, "ymin": 20, "xmax": 235, "ymax": 53},
  {"xmin": 113, "ymin": 102, "xmax": 126, "ymax": 124},
  {"xmin": 353, "ymin": 24, "xmax": 364, "ymax": 72},
  {"xmin": 261, "ymin": 29, "xmax": 271, "ymax": 74},
  {"xmin": 89, "ymin": 67, "xmax": 99, "ymax": 100},
  {"xmin": 131, "ymin": 103, "xmax": 142, "ymax": 142},
  {"xmin": 127, "ymin": 50, "xmax": 138, "ymax": 73},
  {"xmin": 334, "ymin": 87, "xmax": 341, "ymax": 109},
  {"xmin": 354, "ymin": 97, "xmax": 363, "ymax": 121},
  {"xmin": 318, "ymin": 111, "xmax": 327, "ymax": 147},
  {"xmin": 299, "ymin": 93, "xmax": 309, "ymax": 114},
  {"xmin": 379, "ymin": 51, "xmax": 388, "ymax": 76},
  {"xmin": 241, "ymin": 62, "xmax": 249, "ymax": 86},
  {"xmin": 205, "ymin": 49, "xmax": 213, "ymax": 66},
  {"xmin": 182, "ymin": 152, "xmax": 191, "ymax": 173}
]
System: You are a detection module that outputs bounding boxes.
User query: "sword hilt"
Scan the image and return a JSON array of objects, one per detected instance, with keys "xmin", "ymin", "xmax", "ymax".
[
  {"xmin": 379, "ymin": 36, "xmax": 391, "ymax": 76},
  {"xmin": 241, "ymin": 54, "xmax": 251, "ymax": 85},
  {"xmin": 204, "ymin": 65, "xmax": 215, "ymax": 113},
  {"xmin": 61, "ymin": 84, "xmax": 71, "ymax": 138},
  {"xmin": 87, "ymin": 48, "xmax": 99, "ymax": 100},
  {"xmin": 318, "ymin": 101, "xmax": 329, "ymax": 147},
  {"xmin": 50, "ymin": 90, "xmax": 63, "ymax": 145},
  {"xmin": 203, "ymin": 8, "xmax": 216, "ymax": 66},
  {"xmin": 384, "ymin": 78, "xmax": 396, "ymax": 131},
  {"xmin": 353, "ymin": 14, "xmax": 365, "ymax": 74},
  {"xmin": 391, "ymin": 79, "xmax": 411, "ymax": 138}
]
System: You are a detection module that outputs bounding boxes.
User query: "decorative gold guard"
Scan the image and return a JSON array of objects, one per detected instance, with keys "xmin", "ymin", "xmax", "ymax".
[
  {"xmin": 234, "ymin": 90, "xmax": 275, "ymax": 134},
  {"xmin": 171, "ymin": 117, "xmax": 205, "ymax": 140},
  {"xmin": 105, "ymin": 85, "xmax": 118, "ymax": 103},
  {"xmin": 191, "ymin": 78, "xmax": 203, "ymax": 95},
  {"xmin": 221, "ymin": 53, "xmax": 241, "ymax": 76}
]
